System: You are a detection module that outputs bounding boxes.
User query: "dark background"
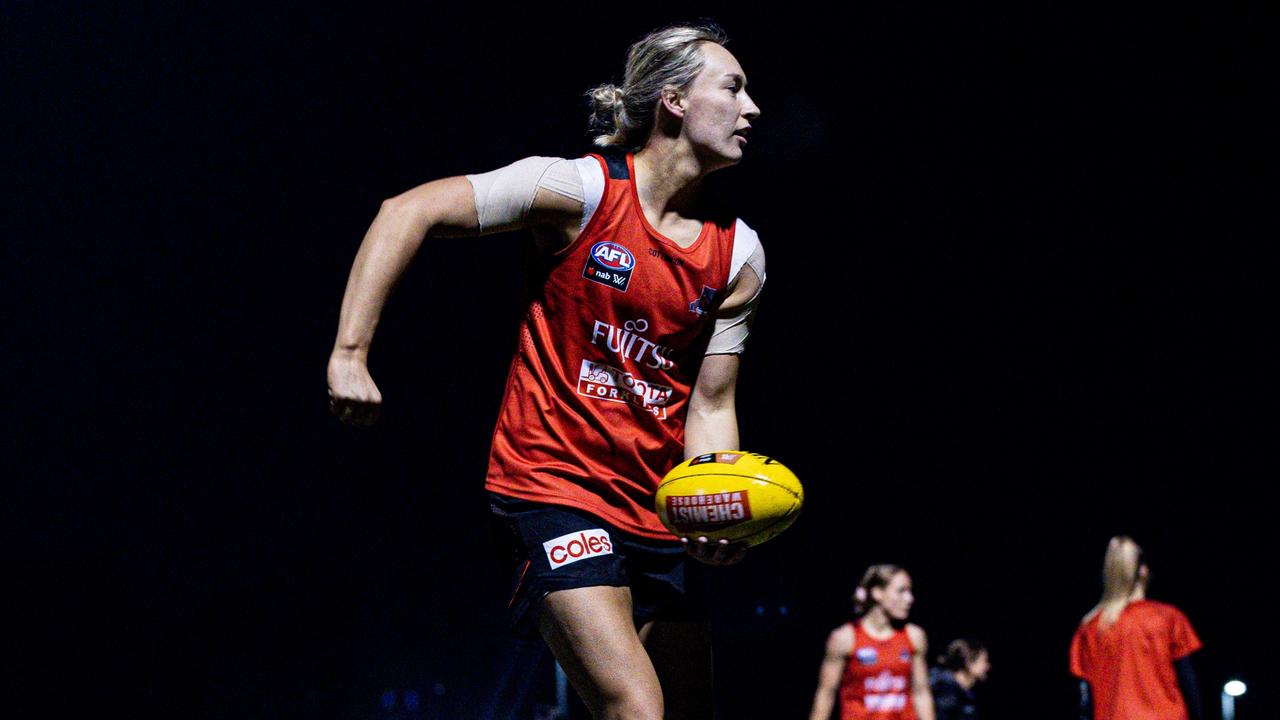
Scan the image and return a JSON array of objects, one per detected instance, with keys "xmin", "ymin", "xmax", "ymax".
[{"xmin": 7, "ymin": 3, "xmax": 1272, "ymax": 719}]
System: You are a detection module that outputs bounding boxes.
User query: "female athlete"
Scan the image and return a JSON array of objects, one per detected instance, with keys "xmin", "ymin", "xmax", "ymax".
[
  {"xmin": 327, "ymin": 22, "xmax": 764, "ymax": 720},
  {"xmin": 1070, "ymin": 536, "xmax": 1203, "ymax": 720},
  {"xmin": 809, "ymin": 565, "xmax": 936, "ymax": 720},
  {"xmin": 928, "ymin": 638, "xmax": 989, "ymax": 720}
]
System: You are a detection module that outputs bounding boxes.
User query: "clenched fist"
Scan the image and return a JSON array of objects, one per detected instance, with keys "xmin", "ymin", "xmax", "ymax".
[{"xmin": 327, "ymin": 350, "xmax": 382, "ymax": 426}]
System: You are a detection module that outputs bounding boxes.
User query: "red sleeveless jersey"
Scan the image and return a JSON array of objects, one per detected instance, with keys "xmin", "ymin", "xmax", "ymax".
[
  {"xmin": 839, "ymin": 622, "xmax": 918, "ymax": 720},
  {"xmin": 1070, "ymin": 600, "xmax": 1202, "ymax": 720},
  {"xmin": 485, "ymin": 151, "xmax": 736, "ymax": 539}
]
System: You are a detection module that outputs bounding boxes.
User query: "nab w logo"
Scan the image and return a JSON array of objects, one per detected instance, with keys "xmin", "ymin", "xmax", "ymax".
[{"xmin": 591, "ymin": 242, "xmax": 634, "ymax": 270}]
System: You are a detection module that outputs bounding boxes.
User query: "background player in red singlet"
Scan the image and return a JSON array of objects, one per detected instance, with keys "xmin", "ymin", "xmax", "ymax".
[
  {"xmin": 809, "ymin": 565, "xmax": 936, "ymax": 720},
  {"xmin": 327, "ymin": 22, "xmax": 764, "ymax": 720},
  {"xmin": 1070, "ymin": 536, "xmax": 1204, "ymax": 720}
]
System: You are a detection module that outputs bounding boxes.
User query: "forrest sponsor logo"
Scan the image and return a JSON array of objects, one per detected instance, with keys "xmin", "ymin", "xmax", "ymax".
[{"xmin": 576, "ymin": 359, "xmax": 672, "ymax": 419}]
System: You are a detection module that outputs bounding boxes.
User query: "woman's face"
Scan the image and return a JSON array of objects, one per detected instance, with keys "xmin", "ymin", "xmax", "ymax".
[
  {"xmin": 873, "ymin": 571, "xmax": 915, "ymax": 621},
  {"xmin": 675, "ymin": 42, "xmax": 761, "ymax": 169},
  {"xmin": 967, "ymin": 650, "xmax": 991, "ymax": 682}
]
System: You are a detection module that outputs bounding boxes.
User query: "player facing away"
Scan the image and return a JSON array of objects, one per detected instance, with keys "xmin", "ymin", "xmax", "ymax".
[
  {"xmin": 1070, "ymin": 536, "xmax": 1203, "ymax": 720},
  {"xmin": 928, "ymin": 638, "xmax": 990, "ymax": 720},
  {"xmin": 810, "ymin": 565, "xmax": 936, "ymax": 720},
  {"xmin": 327, "ymin": 22, "xmax": 765, "ymax": 720}
]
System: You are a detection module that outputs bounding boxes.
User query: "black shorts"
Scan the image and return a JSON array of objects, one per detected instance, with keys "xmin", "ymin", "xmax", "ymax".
[{"xmin": 489, "ymin": 492, "xmax": 707, "ymax": 637}]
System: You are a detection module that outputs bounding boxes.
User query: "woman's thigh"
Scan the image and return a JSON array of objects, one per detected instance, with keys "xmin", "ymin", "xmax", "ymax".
[{"xmin": 539, "ymin": 585, "xmax": 664, "ymax": 720}]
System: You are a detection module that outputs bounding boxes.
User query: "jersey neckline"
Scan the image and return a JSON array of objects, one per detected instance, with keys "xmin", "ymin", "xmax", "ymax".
[
  {"xmin": 853, "ymin": 618, "xmax": 907, "ymax": 644},
  {"xmin": 625, "ymin": 152, "xmax": 712, "ymax": 254}
]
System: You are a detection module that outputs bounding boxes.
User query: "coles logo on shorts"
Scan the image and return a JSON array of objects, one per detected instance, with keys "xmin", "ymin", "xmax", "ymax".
[
  {"xmin": 583, "ymin": 241, "xmax": 635, "ymax": 292},
  {"xmin": 543, "ymin": 529, "xmax": 614, "ymax": 569}
]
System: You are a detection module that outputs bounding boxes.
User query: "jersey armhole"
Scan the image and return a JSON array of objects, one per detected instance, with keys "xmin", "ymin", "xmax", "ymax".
[
  {"xmin": 727, "ymin": 218, "xmax": 766, "ymax": 291},
  {"xmin": 551, "ymin": 154, "xmax": 608, "ymax": 260}
]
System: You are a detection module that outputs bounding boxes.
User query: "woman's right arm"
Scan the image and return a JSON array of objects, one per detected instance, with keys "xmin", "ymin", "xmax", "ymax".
[
  {"xmin": 809, "ymin": 628, "xmax": 850, "ymax": 720},
  {"xmin": 327, "ymin": 166, "xmax": 584, "ymax": 425},
  {"xmin": 327, "ymin": 177, "xmax": 479, "ymax": 425}
]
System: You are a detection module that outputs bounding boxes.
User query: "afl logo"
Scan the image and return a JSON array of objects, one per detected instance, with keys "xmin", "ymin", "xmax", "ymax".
[
  {"xmin": 583, "ymin": 241, "xmax": 637, "ymax": 292},
  {"xmin": 591, "ymin": 241, "xmax": 634, "ymax": 270}
]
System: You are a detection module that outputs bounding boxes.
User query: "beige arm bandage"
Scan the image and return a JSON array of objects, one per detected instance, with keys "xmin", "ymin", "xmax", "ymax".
[
  {"xmin": 464, "ymin": 156, "xmax": 603, "ymax": 234},
  {"xmin": 706, "ymin": 220, "xmax": 766, "ymax": 355}
]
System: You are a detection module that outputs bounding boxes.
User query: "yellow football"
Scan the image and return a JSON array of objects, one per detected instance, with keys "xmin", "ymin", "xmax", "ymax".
[{"xmin": 655, "ymin": 451, "xmax": 803, "ymax": 547}]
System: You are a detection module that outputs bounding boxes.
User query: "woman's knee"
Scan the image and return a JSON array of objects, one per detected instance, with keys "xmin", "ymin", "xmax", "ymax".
[{"xmin": 597, "ymin": 684, "xmax": 663, "ymax": 720}]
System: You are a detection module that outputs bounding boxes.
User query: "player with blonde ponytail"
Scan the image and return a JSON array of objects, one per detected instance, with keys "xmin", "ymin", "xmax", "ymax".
[{"xmin": 1070, "ymin": 536, "xmax": 1204, "ymax": 720}]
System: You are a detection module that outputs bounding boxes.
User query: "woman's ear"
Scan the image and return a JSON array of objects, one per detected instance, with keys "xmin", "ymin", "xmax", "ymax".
[{"xmin": 659, "ymin": 86, "xmax": 686, "ymax": 119}]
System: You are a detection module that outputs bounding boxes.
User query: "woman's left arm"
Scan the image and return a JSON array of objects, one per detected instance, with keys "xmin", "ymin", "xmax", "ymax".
[
  {"xmin": 683, "ymin": 251, "xmax": 763, "ymax": 457},
  {"xmin": 908, "ymin": 625, "xmax": 937, "ymax": 720},
  {"xmin": 680, "ymin": 246, "xmax": 764, "ymax": 564},
  {"xmin": 681, "ymin": 353, "xmax": 746, "ymax": 565},
  {"xmin": 684, "ymin": 353, "xmax": 740, "ymax": 458}
]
